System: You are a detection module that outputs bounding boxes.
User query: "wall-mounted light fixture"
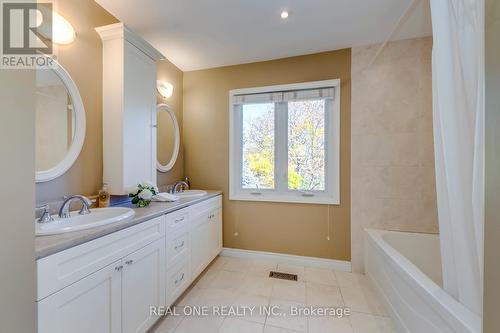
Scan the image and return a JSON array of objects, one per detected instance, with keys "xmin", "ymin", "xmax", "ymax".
[
  {"xmin": 37, "ymin": 8, "xmax": 76, "ymax": 45},
  {"xmin": 157, "ymin": 80, "xmax": 174, "ymax": 99},
  {"xmin": 52, "ymin": 12, "xmax": 76, "ymax": 45}
]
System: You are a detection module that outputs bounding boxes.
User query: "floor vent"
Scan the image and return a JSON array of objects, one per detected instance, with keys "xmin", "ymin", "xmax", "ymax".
[{"xmin": 269, "ymin": 271, "xmax": 298, "ymax": 281}]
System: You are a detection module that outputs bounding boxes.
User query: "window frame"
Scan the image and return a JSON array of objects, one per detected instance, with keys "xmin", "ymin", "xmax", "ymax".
[{"xmin": 229, "ymin": 79, "xmax": 341, "ymax": 205}]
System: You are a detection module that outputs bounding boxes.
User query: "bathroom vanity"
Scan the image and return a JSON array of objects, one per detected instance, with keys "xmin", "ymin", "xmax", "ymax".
[{"xmin": 35, "ymin": 193, "xmax": 222, "ymax": 333}]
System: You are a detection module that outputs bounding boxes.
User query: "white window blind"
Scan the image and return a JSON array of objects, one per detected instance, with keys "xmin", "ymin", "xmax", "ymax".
[{"xmin": 232, "ymin": 87, "xmax": 335, "ymax": 104}]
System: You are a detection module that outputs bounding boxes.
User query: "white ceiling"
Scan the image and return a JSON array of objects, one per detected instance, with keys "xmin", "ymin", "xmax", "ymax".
[{"xmin": 95, "ymin": 0, "xmax": 432, "ymax": 71}]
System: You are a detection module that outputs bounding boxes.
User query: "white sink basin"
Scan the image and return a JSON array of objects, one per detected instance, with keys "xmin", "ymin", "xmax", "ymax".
[
  {"xmin": 174, "ymin": 190, "xmax": 208, "ymax": 198},
  {"xmin": 36, "ymin": 207, "xmax": 135, "ymax": 236}
]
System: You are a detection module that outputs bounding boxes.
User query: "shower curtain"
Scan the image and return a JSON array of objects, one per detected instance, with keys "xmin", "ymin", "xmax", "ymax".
[{"xmin": 430, "ymin": 0, "xmax": 484, "ymax": 314}]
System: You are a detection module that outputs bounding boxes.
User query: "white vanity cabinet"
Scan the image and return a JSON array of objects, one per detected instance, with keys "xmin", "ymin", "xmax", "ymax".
[
  {"xmin": 122, "ymin": 238, "xmax": 166, "ymax": 333},
  {"xmin": 37, "ymin": 195, "xmax": 222, "ymax": 333},
  {"xmin": 96, "ymin": 23, "xmax": 165, "ymax": 195},
  {"xmin": 190, "ymin": 199, "xmax": 223, "ymax": 278},
  {"xmin": 37, "ymin": 216, "xmax": 166, "ymax": 333},
  {"xmin": 38, "ymin": 260, "xmax": 122, "ymax": 333}
]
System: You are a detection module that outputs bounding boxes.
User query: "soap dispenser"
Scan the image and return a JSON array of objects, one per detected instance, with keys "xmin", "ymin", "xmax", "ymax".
[{"xmin": 98, "ymin": 183, "xmax": 110, "ymax": 208}]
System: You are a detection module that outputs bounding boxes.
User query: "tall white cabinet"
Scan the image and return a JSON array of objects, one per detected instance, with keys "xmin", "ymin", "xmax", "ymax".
[{"xmin": 96, "ymin": 23, "xmax": 164, "ymax": 194}]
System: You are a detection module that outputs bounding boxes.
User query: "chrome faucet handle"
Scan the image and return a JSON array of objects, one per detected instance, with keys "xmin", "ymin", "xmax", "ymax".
[{"xmin": 36, "ymin": 204, "xmax": 54, "ymax": 223}]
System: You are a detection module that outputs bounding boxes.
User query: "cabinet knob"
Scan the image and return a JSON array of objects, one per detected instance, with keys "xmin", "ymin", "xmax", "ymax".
[
  {"xmin": 174, "ymin": 241, "xmax": 185, "ymax": 250},
  {"xmin": 175, "ymin": 273, "xmax": 185, "ymax": 285},
  {"xmin": 125, "ymin": 260, "xmax": 134, "ymax": 265},
  {"xmin": 115, "ymin": 265, "xmax": 123, "ymax": 271}
]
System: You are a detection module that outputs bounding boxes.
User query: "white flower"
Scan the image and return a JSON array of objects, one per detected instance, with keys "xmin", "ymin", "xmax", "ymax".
[
  {"xmin": 142, "ymin": 181, "xmax": 159, "ymax": 193},
  {"xmin": 126, "ymin": 185, "xmax": 140, "ymax": 194},
  {"xmin": 138, "ymin": 188, "xmax": 153, "ymax": 200}
]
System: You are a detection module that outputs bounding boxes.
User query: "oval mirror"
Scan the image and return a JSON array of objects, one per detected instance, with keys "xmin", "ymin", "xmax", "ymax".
[
  {"xmin": 156, "ymin": 104, "xmax": 180, "ymax": 172},
  {"xmin": 35, "ymin": 61, "xmax": 86, "ymax": 183}
]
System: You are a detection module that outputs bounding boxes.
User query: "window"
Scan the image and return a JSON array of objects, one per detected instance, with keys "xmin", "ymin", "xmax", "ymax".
[{"xmin": 229, "ymin": 80, "xmax": 340, "ymax": 204}]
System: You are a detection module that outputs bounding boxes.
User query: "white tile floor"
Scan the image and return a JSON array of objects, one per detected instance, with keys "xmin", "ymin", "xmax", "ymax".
[{"xmin": 151, "ymin": 256, "xmax": 395, "ymax": 333}]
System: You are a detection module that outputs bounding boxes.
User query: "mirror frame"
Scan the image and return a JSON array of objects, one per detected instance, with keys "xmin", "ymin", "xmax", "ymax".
[
  {"xmin": 35, "ymin": 61, "xmax": 86, "ymax": 183},
  {"xmin": 156, "ymin": 104, "xmax": 180, "ymax": 173}
]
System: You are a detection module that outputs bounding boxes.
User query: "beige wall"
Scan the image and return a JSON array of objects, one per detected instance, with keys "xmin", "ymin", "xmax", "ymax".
[
  {"xmin": 184, "ymin": 50, "xmax": 351, "ymax": 261},
  {"xmin": 35, "ymin": 0, "xmax": 117, "ymax": 203},
  {"xmin": 0, "ymin": 71, "xmax": 36, "ymax": 332},
  {"xmin": 157, "ymin": 60, "xmax": 184, "ymax": 187},
  {"xmin": 484, "ymin": 0, "xmax": 500, "ymax": 331},
  {"xmin": 351, "ymin": 37, "xmax": 438, "ymax": 272}
]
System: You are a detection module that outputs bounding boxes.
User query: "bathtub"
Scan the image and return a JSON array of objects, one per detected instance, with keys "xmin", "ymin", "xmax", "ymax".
[{"xmin": 364, "ymin": 229, "xmax": 481, "ymax": 333}]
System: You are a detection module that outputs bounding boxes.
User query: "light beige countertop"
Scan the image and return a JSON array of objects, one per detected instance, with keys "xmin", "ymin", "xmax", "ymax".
[{"xmin": 35, "ymin": 191, "xmax": 222, "ymax": 259}]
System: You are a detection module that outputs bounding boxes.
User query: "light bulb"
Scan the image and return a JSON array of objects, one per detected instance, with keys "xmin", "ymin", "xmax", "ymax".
[
  {"xmin": 157, "ymin": 81, "xmax": 174, "ymax": 99},
  {"xmin": 281, "ymin": 11, "xmax": 289, "ymax": 19},
  {"xmin": 52, "ymin": 11, "xmax": 76, "ymax": 45},
  {"xmin": 34, "ymin": 7, "xmax": 76, "ymax": 45}
]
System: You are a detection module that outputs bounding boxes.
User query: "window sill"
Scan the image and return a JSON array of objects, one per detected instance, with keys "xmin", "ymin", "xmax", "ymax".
[{"xmin": 229, "ymin": 193, "xmax": 340, "ymax": 205}]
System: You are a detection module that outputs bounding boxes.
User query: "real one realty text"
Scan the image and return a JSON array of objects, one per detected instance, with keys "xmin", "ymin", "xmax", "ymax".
[{"xmin": 151, "ymin": 305, "xmax": 351, "ymax": 318}]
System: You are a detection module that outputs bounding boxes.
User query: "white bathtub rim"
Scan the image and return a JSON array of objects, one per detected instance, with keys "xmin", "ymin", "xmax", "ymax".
[{"xmin": 365, "ymin": 228, "xmax": 481, "ymax": 333}]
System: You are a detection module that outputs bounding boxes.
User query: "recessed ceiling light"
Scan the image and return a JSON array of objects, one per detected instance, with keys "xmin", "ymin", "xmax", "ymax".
[{"xmin": 281, "ymin": 11, "xmax": 289, "ymax": 19}]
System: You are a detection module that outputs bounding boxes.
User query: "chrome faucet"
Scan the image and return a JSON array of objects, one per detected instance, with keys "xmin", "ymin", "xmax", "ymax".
[
  {"xmin": 59, "ymin": 195, "xmax": 93, "ymax": 219},
  {"xmin": 170, "ymin": 181, "xmax": 189, "ymax": 194},
  {"xmin": 36, "ymin": 204, "xmax": 54, "ymax": 223}
]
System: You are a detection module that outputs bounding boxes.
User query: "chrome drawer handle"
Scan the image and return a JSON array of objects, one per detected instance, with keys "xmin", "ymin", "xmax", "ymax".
[
  {"xmin": 175, "ymin": 273, "xmax": 185, "ymax": 285},
  {"xmin": 125, "ymin": 260, "xmax": 134, "ymax": 265},
  {"xmin": 174, "ymin": 241, "xmax": 185, "ymax": 250},
  {"xmin": 115, "ymin": 265, "xmax": 123, "ymax": 271},
  {"xmin": 175, "ymin": 216, "xmax": 185, "ymax": 224}
]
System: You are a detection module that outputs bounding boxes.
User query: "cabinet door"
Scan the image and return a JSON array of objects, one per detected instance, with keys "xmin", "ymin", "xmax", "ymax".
[
  {"xmin": 122, "ymin": 238, "xmax": 166, "ymax": 333},
  {"xmin": 123, "ymin": 40, "xmax": 157, "ymax": 190},
  {"xmin": 38, "ymin": 260, "xmax": 122, "ymax": 333},
  {"xmin": 166, "ymin": 257, "xmax": 191, "ymax": 307},
  {"xmin": 208, "ymin": 208, "xmax": 222, "ymax": 261},
  {"xmin": 190, "ymin": 214, "xmax": 210, "ymax": 278}
]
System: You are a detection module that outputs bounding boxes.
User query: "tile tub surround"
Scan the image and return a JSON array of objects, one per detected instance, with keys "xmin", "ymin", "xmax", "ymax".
[
  {"xmin": 35, "ymin": 191, "xmax": 222, "ymax": 259},
  {"xmin": 351, "ymin": 37, "xmax": 438, "ymax": 273},
  {"xmin": 151, "ymin": 256, "xmax": 395, "ymax": 333}
]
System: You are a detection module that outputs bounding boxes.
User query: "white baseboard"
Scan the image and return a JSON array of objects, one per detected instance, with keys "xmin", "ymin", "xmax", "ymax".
[{"xmin": 220, "ymin": 247, "xmax": 351, "ymax": 272}]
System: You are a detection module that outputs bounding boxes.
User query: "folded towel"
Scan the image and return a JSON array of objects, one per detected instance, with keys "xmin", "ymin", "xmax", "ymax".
[{"xmin": 152, "ymin": 192, "xmax": 179, "ymax": 202}]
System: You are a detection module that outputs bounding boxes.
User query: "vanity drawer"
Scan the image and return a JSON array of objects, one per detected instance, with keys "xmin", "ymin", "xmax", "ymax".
[
  {"xmin": 189, "ymin": 196, "xmax": 222, "ymax": 218},
  {"xmin": 37, "ymin": 215, "xmax": 166, "ymax": 301},
  {"xmin": 165, "ymin": 208, "xmax": 189, "ymax": 231},
  {"xmin": 166, "ymin": 257, "xmax": 191, "ymax": 306},
  {"xmin": 166, "ymin": 226, "xmax": 190, "ymax": 268}
]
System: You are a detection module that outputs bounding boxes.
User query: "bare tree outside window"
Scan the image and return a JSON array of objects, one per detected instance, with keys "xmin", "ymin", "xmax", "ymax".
[
  {"xmin": 241, "ymin": 100, "xmax": 326, "ymax": 191},
  {"xmin": 241, "ymin": 103, "xmax": 275, "ymax": 189},
  {"xmin": 288, "ymin": 99, "xmax": 326, "ymax": 191}
]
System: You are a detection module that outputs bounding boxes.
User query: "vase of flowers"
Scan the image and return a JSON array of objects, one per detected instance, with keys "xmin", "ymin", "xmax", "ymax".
[{"xmin": 128, "ymin": 182, "xmax": 158, "ymax": 207}]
